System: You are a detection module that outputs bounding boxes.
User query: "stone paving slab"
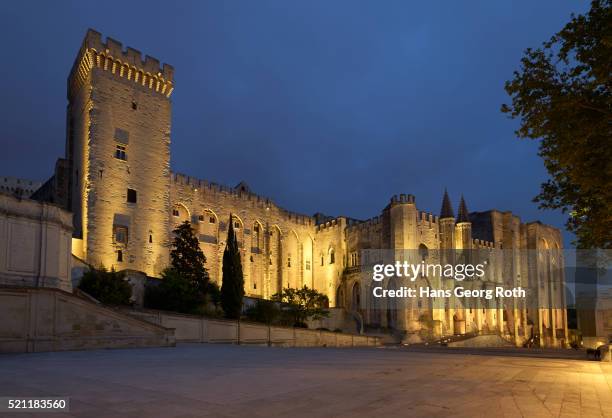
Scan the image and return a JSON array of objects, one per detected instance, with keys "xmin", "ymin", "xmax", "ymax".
[{"xmin": 0, "ymin": 344, "xmax": 610, "ymax": 417}]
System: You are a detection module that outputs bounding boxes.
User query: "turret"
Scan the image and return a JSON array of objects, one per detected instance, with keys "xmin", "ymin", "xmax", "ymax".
[
  {"xmin": 389, "ymin": 194, "xmax": 418, "ymax": 250},
  {"xmin": 456, "ymin": 195, "xmax": 469, "ymax": 224},
  {"xmin": 440, "ymin": 188, "xmax": 454, "ymax": 220},
  {"xmin": 439, "ymin": 189, "xmax": 455, "ymax": 250},
  {"xmin": 455, "ymin": 195, "xmax": 472, "ymax": 250}
]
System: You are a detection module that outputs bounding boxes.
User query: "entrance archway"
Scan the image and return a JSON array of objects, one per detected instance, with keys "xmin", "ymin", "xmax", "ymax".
[{"xmin": 351, "ymin": 282, "xmax": 361, "ymax": 312}]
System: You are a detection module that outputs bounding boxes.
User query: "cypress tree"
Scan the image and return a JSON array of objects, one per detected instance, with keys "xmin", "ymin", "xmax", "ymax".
[{"xmin": 221, "ymin": 214, "xmax": 245, "ymax": 319}]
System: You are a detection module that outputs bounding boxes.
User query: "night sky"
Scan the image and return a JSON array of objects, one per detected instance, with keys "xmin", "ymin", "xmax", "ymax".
[{"xmin": 1, "ymin": 1, "xmax": 589, "ymax": 247}]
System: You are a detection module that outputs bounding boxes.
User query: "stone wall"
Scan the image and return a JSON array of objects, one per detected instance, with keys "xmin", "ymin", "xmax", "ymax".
[
  {"xmin": 0, "ymin": 287, "xmax": 175, "ymax": 353},
  {"xmin": 170, "ymin": 175, "xmax": 346, "ymax": 303},
  {"xmin": 306, "ymin": 307, "xmax": 360, "ymax": 333},
  {"xmin": 124, "ymin": 308, "xmax": 380, "ymax": 348},
  {"xmin": 0, "ymin": 194, "xmax": 73, "ymax": 292}
]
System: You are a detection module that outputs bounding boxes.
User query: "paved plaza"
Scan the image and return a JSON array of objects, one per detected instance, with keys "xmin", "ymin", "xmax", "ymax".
[{"xmin": 1, "ymin": 344, "xmax": 611, "ymax": 417}]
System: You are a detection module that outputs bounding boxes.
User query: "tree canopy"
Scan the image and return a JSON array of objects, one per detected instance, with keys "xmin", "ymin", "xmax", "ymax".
[
  {"xmin": 502, "ymin": 0, "xmax": 611, "ymax": 249},
  {"xmin": 170, "ymin": 221, "xmax": 209, "ymax": 291},
  {"xmin": 145, "ymin": 221, "xmax": 210, "ymax": 314},
  {"xmin": 273, "ymin": 286, "xmax": 329, "ymax": 327}
]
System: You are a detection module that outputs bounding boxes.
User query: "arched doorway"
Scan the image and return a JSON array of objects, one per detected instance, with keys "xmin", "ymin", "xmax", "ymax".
[
  {"xmin": 351, "ymin": 282, "xmax": 361, "ymax": 312},
  {"xmin": 336, "ymin": 285, "xmax": 345, "ymax": 308},
  {"xmin": 418, "ymin": 243, "xmax": 429, "ymax": 262}
]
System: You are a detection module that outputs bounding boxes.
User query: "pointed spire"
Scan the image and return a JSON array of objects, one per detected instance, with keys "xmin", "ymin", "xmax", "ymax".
[
  {"xmin": 440, "ymin": 188, "xmax": 455, "ymax": 219},
  {"xmin": 457, "ymin": 195, "xmax": 470, "ymax": 223}
]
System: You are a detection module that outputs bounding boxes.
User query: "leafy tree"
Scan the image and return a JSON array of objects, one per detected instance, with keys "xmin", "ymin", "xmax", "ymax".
[
  {"xmin": 502, "ymin": 0, "xmax": 611, "ymax": 249},
  {"xmin": 272, "ymin": 286, "xmax": 329, "ymax": 327},
  {"xmin": 78, "ymin": 266, "xmax": 131, "ymax": 305},
  {"xmin": 170, "ymin": 221, "xmax": 209, "ymax": 290},
  {"xmin": 221, "ymin": 215, "xmax": 245, "ymax": 319}
]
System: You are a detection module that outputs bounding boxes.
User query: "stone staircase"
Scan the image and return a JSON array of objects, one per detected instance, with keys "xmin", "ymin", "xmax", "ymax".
[{"xmin": 0, "ymin": 286, "xmax": 175, "ymax": 353}]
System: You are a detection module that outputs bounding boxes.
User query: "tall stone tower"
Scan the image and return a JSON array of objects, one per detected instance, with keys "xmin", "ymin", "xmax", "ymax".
[
  {"xmin": 66, "ymin": 29, "xmax": 173, "ymax": 276},
  {"xmin": 389, "ymin": 194, "xmax": 418, "ymax": 250}
]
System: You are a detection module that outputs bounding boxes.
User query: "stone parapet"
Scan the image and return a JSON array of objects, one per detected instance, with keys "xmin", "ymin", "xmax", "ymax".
[{"xmin": 0, "ymin": 194, "xmax": 73, "ymax": 291}]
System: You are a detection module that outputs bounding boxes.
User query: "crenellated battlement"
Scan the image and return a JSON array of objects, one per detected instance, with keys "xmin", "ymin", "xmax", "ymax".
[
  {"xmin": 69, "ymin": 29, "xmax": 174, "ymax": 99},
  {"xmin": 417, "ymin": 211, "xmax": 439, "ymax": 227},
  {"xmin": 346, "ymin": 215, "xmax": 383, "ymax": 232},
  {"xmin": 473, "ymin": 238, "xmax": 495, "ymax": 249},
  {"xmin": 171, "ymin": 172, "xmax": 314, "ymax": 226},
  {"xmin": 316, "ymin": 217, "xmax": 345, "ymax": 232},
  {"xmin": 389, "ymin": 193, "xmax": 416, "ymax": 205}
]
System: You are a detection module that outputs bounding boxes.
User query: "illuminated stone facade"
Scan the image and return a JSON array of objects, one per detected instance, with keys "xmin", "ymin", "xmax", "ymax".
[
  {"xmin": 66, "ymin": 29, "xmax": 172, "ymax": 277},
  {"xmin": 43, "ymin": 30, "xmax": 568, "ymax": 346}
]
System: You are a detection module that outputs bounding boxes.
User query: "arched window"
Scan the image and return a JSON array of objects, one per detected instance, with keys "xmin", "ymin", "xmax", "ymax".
[
  {"xmin": 199, "ymin": 209, "xmax": 219, "ymax": 244},
  {"xmin": 251, "ymin": 221, "xmax": 263, "ymax": 254},
  {"xmin": 231, "ymin": 215, "xmax": 244, "ymax": 249},
  {"xmin": 329, "ymin": 249, "xmax": 335, "ymax": 264},
  {"xmin": 172, "ymin": 203, "xmax": 190, "ymax": 225}
]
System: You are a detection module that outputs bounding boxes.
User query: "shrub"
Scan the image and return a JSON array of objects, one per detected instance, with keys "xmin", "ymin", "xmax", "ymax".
[
  {"xmin": 205, "ymin": 281, "xmax": 221, "ymax": 309},
  {"xmin": 245, "ymin": 299, "xmax": 281, "ymax": 324},
  {"xmin": 145, "ymin": 268, "xmax": 203, "ymax": 314},
  {"xmin": 78, "ymin": 266, "xmax": 131, "ymax": 306},
  {"xmin": 197, "ymin": 282, "xmax": 223, "ymax": 317}
]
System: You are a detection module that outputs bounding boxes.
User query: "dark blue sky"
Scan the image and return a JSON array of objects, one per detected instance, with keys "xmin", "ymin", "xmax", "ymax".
[{"xmin": 1, "ymin": 1, "xmax": 588, "ymax": 246}]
